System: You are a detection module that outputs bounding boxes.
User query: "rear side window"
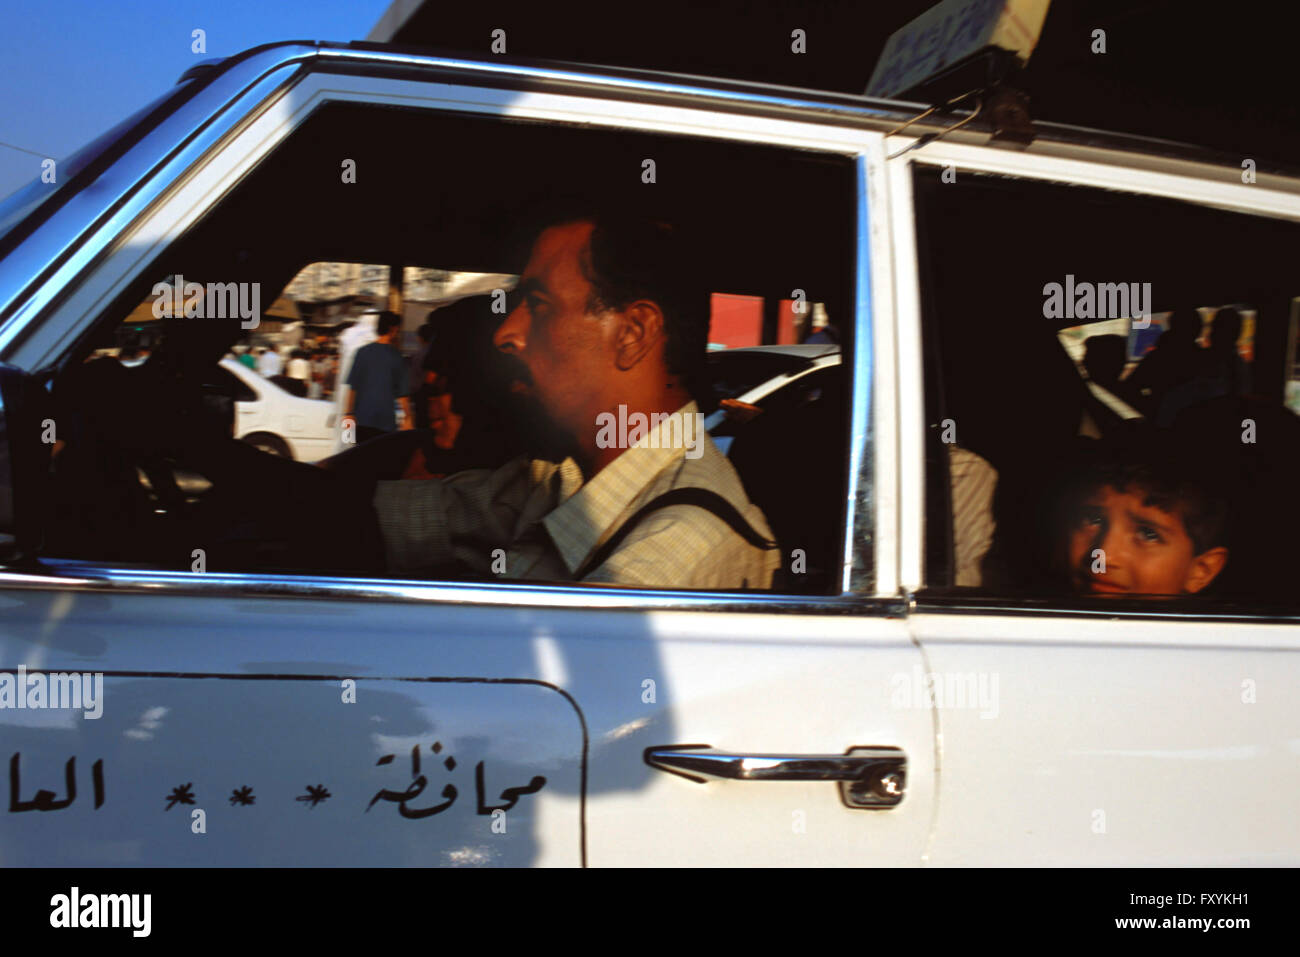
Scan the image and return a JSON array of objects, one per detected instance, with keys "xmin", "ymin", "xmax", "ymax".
[{"xmin": 913, "ymin": 164, "xmax": 1300, "ymax": 609}]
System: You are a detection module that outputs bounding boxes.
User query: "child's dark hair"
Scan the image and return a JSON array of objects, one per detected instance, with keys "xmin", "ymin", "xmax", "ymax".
[{"xmin": 1071, "ymin": 457, "xmax": 1229, "ymax": 555}]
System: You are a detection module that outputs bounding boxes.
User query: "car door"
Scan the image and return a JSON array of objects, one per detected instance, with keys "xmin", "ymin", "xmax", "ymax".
[
  {"xmin": 0, "ymin": 45, "xmax": 935, "ymax": 866},
  {"xmin": 884, "ymin": 136, "xmax": 1300, "ymax": 864}
]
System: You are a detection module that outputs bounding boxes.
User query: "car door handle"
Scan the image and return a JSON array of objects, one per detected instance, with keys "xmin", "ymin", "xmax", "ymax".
[{"xmin": 644, "ymin": 745, "xmax": 906, "ymax": 809}]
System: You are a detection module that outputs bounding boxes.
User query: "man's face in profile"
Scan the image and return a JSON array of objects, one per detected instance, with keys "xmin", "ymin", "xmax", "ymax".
[{"xmin": 493, "ymin": 221, "xmax": 618, "ymax": 462}]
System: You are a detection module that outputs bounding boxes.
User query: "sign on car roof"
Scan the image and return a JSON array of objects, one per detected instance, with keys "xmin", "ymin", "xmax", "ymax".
[{"xmin": 866, "ymin": 0, "xmax": 1051, "ymax": 99}]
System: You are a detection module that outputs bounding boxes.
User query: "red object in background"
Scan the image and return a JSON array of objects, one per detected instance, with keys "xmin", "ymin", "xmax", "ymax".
[
  {"xmin": 709, "ymin": 293, "xmax": 762, "ymax": 347},
  {"xmin": 776, "ymin": 299, "xmax": 800, "ymax": 344}
]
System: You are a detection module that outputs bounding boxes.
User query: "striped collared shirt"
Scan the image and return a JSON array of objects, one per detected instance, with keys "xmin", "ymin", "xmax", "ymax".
[
  {"xmin": 948, "ymin": 445, "xmax": 997, "ymax": 588},
  {"xmin": 373, "ymin": 402, "xmax": 780, "ymax": 589}
]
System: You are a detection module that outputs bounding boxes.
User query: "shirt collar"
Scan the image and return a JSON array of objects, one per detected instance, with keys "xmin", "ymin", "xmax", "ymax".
[{"xmin": 543, "ymin": 401, "xmax": 703, "ymax": 574}]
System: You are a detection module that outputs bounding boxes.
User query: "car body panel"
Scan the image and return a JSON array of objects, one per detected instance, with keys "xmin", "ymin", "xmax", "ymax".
[
  {"xmin": 909, "ymin": 611, "xmax": 1300, "ymax": 865},
  {"xmin": 0, "ymin": 583, "xmax": 930, "ymax": 866},
  {"xmin": 880, "ymin": 140, "xmax": 1300, "ymax": 865}
]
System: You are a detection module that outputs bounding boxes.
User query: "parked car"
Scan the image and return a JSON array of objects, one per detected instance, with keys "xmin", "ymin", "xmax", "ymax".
[
  {"xmin": 0, "ymin": 40, "xmax": 1297, "ymax": 868},
  {"xmin": 220, "ymin": 356, "xmax": 336, "ymax": 462}
]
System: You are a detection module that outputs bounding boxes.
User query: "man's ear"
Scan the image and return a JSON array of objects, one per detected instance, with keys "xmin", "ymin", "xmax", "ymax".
[
  {"xmin": 613, "ymin": 300, "xmax": 664, "ymax": 371},
  {"xmin": 1184, "ymin": 546, "xmax": 1228, "ymax": 593}
]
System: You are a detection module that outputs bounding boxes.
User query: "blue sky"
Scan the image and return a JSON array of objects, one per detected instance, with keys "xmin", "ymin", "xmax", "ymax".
[{"xmin": 0, "ymin": 0, "xmax": 391, "ymax": 199}]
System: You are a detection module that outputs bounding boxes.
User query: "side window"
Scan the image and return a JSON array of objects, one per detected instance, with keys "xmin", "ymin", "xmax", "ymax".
[
  {"xmin": 41, "ymin": 101, "xmax": 857, "ymax": 594},
  {"xmin": 913, "ymin": 164, "xmax": 1300, "ymax": 607}
]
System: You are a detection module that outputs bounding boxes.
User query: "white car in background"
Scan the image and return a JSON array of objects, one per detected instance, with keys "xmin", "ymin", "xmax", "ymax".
[
  {"xmin": 704, "ymin": 344, "xmax": 840, "ymax": 453},
  {"xmin": 220, "ymin": 357, "xmax": 336, "ymax": 462}
]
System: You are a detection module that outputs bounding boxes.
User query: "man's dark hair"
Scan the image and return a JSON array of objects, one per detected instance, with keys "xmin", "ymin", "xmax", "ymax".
[
  {"xmin": 523, "ymin": 205, "xmax": 712, "ymax": 407},
  {"xmin": 376, "ymin": 311, "xmax": 401, "ymax": 338}
]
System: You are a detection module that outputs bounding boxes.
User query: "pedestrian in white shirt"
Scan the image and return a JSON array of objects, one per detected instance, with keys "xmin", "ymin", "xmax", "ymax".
[{"xmin": 256, "ymin": 347, "xmax": 283, "ymax": 377}]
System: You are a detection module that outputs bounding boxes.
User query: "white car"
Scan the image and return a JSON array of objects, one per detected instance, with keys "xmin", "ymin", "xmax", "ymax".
[
  {"xmin": 220, "ymin": 357, "xmax": 336, "ymax": 462},
  {"xmin": 0, "ymin": 38, "xmax": 1297, "ymax": 871},
  {"xmin": 704, "ymin": 344, "xmax": 841, "ymax": 454}
]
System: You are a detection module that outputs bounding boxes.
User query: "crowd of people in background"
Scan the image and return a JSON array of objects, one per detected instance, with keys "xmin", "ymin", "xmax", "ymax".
[
  {"xmin": 1080, "ymin": 306, "xmax": 1253, "ymax": 429},
  {"xmin": 221, "ymin": 307, "xmax": 484, "ymax": 455},
  {"xmin": 231, "ymin": 340, "xmax": 342, "ymax": 400}
]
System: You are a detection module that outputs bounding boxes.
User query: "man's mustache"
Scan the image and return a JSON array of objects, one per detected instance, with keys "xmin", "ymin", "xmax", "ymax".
[{"xmin": 491, "ymin": 352, "xmax": 534, "ymax": 390}]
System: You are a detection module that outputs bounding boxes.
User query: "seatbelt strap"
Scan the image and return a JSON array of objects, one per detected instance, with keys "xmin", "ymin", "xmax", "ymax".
[{"xmin": 574, "ymin": 487, "xmax": 777, "ymax": 580}]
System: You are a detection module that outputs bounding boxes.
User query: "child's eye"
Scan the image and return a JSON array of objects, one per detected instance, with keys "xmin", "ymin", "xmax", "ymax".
[
  {"xmin": 1077, "ymin": 508, "xmax": 1103, "ymax": 530},
  {"xmin": 1136, "ymin": 524, "xmax": 1164, "ymax": 544}
]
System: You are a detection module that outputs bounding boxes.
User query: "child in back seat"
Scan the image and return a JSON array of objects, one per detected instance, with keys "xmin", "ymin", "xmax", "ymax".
[{"xmin": 1061, "ymin": 457, "xmax": 1229, "ymax": 598}]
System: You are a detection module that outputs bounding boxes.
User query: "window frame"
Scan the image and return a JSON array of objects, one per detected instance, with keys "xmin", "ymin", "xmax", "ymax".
[
  {"xmin": 889, "ymin": 137, "xmax": 1300, "ymax": 621},
  {"xmin": 0, "ymin": 58, "xmax": 882, "ymax": 610}
]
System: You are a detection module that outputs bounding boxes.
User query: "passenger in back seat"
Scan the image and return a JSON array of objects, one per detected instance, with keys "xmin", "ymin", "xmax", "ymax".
[
  {"xmin": 1061, "ymin": 456, "xmax": 1228, "ymax": 598},
  {"xmin": 948, "ymin": 445, "xmax": 997, "ymax": 588}
]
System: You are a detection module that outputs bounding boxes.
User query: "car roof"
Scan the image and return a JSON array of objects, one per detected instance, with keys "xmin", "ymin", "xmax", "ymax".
[{"xmin": 178, "ymin": 42, "xmax": 1300, "ymax": 182}]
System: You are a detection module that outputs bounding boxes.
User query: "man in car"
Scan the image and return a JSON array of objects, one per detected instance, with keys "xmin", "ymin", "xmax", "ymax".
[
  {"xmin": 134, "ymin": 213, "xmax": 778, "ymax": 588},
  {"xmin": 372, "ymin": 212, "xmax": 780, "ymax": 589}
]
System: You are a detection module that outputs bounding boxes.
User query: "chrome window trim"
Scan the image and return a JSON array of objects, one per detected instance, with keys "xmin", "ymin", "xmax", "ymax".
[
  {"xmin": 884, "ymin": 151, "xmax": 926, "ymax": 595},
  {"xmin": 0, "ymin": 562, "xmax": 906, "ymax": 616},
  {"xmin": 900, "ymin": 145, "xmax": 1300, "ymax": 226},
  {"xmin": 861, "ymin": 147, "xmax": 894, "ymax": 598},
  {"xmin": 308, "ymin": 43, "xmax": 1300, "ymax": 180},
  {"xmin": 909, "ymin": 590, "xmax": 1300, "ymax": 629}
]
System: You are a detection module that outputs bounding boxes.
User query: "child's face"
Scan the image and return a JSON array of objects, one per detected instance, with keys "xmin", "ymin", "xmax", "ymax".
[{"xmin": 1067, "ymin": 485, "xmax": 1227, "ymax": 597}]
